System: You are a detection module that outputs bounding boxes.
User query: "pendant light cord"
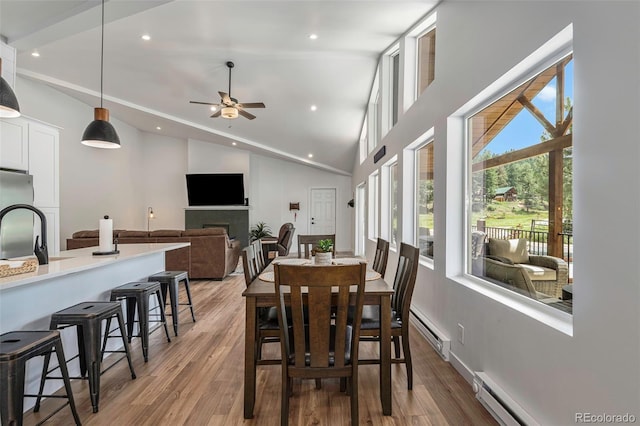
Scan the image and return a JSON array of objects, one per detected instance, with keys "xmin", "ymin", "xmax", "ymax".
[
  {"xmin": 100, "ymin": 0, "xmax": 105, "ymax": 108},
  {"xmin": 228, "ymin": 65, "xmax": 232, "ymax": 98}
]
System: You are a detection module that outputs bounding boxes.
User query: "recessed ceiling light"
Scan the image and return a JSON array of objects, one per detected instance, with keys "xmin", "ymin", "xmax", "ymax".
[
  {"xmin": 309, "ymin": 34, "xmax": 318, "ymax": 40},
  {"xmin": 156, "ymin": 126, "xmax": 161, "ymax": 130},
  {"xmin": 308, "ymin": 154, "xmax": 313, "ymax": 158},
  {"xmin": 232, "ymin": 142, "xmax": 237, "ymax": 146},
  {"xmin": 210, "ymin": 106, "xmax": 217, "ymax": 112},
  {"xmin": 141, "ymin": 34, "xmax": 151, "ymax": 41},
  {"xmin": 310, "ymin": 105, "xmax": 317, "ymax": 111},
  {"xmin": 31, "ymin": 51, "xmax": 40, "ymax": 57}
]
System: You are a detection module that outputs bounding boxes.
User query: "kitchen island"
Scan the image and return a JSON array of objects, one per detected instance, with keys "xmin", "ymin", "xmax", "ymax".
[
  {"xmin": 0, "ymin": 242, "xmax": 189, "ymax": 332},
  {"xmin": 0, "ymin": 242, "xmax": 189, "ymax": 410}
]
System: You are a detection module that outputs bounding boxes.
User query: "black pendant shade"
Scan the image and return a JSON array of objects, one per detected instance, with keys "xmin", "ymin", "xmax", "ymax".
[
  {"xmin": 82, "ymin": 0, "xmax": 121, "ymax": 149},
  {"xmin": 0, "ymin": 59, "xmax": 21, "ymax": 118},
  {"xmin": 81, "ymin": 107, "xmax": 121, "ymax": 149}
]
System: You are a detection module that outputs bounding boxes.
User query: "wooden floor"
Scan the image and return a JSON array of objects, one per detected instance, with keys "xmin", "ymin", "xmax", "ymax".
[{"xmin": 24, "ymin": 273, "xmax": 497, "ymax": 425}]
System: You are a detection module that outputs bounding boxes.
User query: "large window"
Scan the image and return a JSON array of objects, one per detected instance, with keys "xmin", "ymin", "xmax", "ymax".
[
  {"xmin": 389, "ymin": 162, "xmax": 399, "ymax": 248},
  {"xmin": 368, "ymin": 171, "xmax": 379, "ymax": 240},
  {"xmin": 390, "ymin": 51, "xmax": 400, "ymax": 126},
  {"xmin": 417, "ymin": 27, "xmax": 436, "ymax": 96},
  {"xmin": 467, "ymin": 53, "xmax": 573, "ymax": 312},
  {"xmin": 416, "ymin": 142, "xmax": 434, "ymax": 258}
]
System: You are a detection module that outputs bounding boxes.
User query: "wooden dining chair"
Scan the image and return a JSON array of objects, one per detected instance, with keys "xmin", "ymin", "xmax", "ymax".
[
  {"xmin": 297, "ymin": 234, "xmax": 336, "ymax": 259},
  {"xmin": 273, "ymin": 263, "xmax": 366, "ymax": 426},
  {"xmin": 359, "ymin": 242, "xmax": 419, "ymax": 390},
  {"xmin": 242, "ymin": 246, "xmax": 279, "ymax": 362},
  {"xmin": 251, "ymin": 239, "xmax": 265, "ymax": 272},
  {"xmin": 241, "ymin": 245, "xmax": 259, "ymax": 286},
  {"xmin": 372, "ymin": 237, "xmax": 390, "ymax": 278}
]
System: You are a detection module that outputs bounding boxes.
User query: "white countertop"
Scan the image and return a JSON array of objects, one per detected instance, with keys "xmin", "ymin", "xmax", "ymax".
[{"xmin": 0, "ymin": 242, "xmax": 189, "ymax": 292}]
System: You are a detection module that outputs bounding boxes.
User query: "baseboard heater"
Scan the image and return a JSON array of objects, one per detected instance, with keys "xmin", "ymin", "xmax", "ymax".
[
  {"xmin": 473, "ymin": 372, "xmax": 538, "ymax": 426},
  {"xmin": 409, "ymin": 310, "xmax": 450, "ymax": 361}
]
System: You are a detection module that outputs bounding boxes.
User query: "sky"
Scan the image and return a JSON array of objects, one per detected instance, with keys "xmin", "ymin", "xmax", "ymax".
[{"xmin": 481, "ymin": 60, "xmax": 573, "ymax": 156}]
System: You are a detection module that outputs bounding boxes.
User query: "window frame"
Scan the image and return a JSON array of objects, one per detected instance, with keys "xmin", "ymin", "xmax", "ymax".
[{"xmin": 367, "ymin": 171, "xmax": 379, "ymax": 241}]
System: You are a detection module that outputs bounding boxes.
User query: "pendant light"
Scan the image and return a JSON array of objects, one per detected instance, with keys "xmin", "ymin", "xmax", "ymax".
[
  {"xmin": 81, "ymin": 0, "xmax": 120, "ymax": 149},
  {"xmin": 0, "ymin": 58, "xmax": 21, "ymax": 118}
]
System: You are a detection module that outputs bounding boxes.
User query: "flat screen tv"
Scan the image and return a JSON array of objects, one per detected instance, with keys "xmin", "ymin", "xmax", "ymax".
[{"xmin": 186, "ymin": 173, "xmax": 245, "ymax": 206}]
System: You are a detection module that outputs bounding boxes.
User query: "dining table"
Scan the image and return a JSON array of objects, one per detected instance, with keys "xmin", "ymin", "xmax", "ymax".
[{"xmin": 242, "ymin": 257, "xmax": 395, "ymax": 418}]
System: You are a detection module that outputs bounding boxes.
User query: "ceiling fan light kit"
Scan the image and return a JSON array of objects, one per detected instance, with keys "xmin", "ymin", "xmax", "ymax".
[
  {"xmin": 190, "ymin": 61, "xmax": 265, "ymax": 120},
  {"xmin": 221, "ymin": 106, "xmax": 238, "ymax": 119},
  {"xmin": 81, "ymin": 0, "xmax": 121, "ymax": 149}
]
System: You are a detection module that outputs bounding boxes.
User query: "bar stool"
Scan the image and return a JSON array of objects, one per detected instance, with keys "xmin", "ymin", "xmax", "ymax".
[
  {"xmin": 1, "ymin": 330, "xmax": 81, "ymax": 425},
  {"xmin": 36, "ymin": 301, "xmax": 137, "ymax": 413},
  {"xmin": 109, "ymin": 281, "xmax": 171, "ymax": 362},
  {"xmin": 148, "ymin": 271, "xmax": 196, "ymax": 336}
]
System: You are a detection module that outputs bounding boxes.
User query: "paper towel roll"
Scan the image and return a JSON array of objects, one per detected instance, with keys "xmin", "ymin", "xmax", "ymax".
[{"xmin": 99, "ymin": 216, "xmax": 113, "ymax": 253}]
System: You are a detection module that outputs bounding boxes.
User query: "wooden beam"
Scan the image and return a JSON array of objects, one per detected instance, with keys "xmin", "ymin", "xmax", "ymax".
[
  {"xmin": 472, "ymin": 134, "xmax": 572, "ymax": 172},
  {"xmin": 517, "ymin": 95, "xmax": 558, "ymax": 136},
  {"xmin": 559, "ymin": 106, "xmax": 573, "ymax": 135},
  {"xmin": 548, "ymin": 149, "xmax": 564, "ymax": 257}
]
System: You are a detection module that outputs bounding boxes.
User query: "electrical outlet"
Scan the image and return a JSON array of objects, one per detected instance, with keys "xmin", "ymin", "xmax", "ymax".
[{"xmin": 457, "ymin": 323, "xmax": 465, "ymax": 344}]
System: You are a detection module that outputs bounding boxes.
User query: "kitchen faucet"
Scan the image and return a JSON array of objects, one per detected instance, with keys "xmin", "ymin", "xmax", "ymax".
[{"xmin": 0, "ymin": 204, "xmax": 48, "ymax": 265}]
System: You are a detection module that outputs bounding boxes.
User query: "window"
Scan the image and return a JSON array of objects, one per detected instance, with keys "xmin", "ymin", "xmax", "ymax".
[
  {"xmin": 391, "ymin": 51, "xmax": 400, "ymax": 126},
  {"xmin": 359, "ymin": 117, "xmax": 368, "ymax": 164},
  {"xmin": 389, "ymin": 162, "xmax": 399, "ymax": 248},
  {"xmin": 417, "ymin": 27, "xmax": 436, "ymax": 96},
  {"xmin": 467, "ymin": 53, "xmax": 573, "ymax": 311},
  {"xmin": 416, "ymin": 142, "xmax": 434, "ymax": 259},
  {"xmin": 368, "ymin": 171, "xmax": 379, "ymax": 240},
  {"xmin": 355, "ymin": 183, "xmax": 366, "ymax": 255}
]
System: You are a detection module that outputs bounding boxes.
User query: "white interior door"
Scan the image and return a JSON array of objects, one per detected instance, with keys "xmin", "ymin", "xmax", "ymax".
[{"xmin": 309, "ymin": 188, "xmax": 336, "ymax": 234}]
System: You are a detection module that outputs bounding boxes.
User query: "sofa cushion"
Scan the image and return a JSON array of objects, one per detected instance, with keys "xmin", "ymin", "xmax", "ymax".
[
  {"xmin": 117, "ymin": 230, "xmax": 150, "ymax": 238},
  {"xmin": 150, "ymin": 230, "xmax": 183, "ymax": 237},
  {"xmin": 182, "ymin": 228, "xmax": 227, "ymax": 237},
  {"xmin": 488, "ymin": 238, "xmax": 529, "ymax": 264},
  {"xmin": 72, "ymin": 230, "xmax": 99, "ymax": 238},
  {"xmin": 518, "ymin": 263, "xmax": 557, "ymax": 281}
]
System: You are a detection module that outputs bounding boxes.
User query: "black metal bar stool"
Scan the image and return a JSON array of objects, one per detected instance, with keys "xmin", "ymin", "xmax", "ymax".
[
  {"xmin": 109, "ymin": 281, "xmax": 171, "ymax": 362},
  {"xmin": 148, "ymin": 271, "xmax": 196, "ymax": 336},
  {"xmin": 1, "ymin": 330, "xmax": 81, "ymax": 425},
  {"xmin": 36, "ymin": 301, "xmax": 136, "ymax": 413}
]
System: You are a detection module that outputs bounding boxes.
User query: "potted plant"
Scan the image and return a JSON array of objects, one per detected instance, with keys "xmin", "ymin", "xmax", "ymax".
[
  {"xmin": 249, "ymin": 222, "xmax": 272, "ymax": 242},
  {"xmin": 315, "ymin": 239, "xmax": 333, "ymax": 265}
]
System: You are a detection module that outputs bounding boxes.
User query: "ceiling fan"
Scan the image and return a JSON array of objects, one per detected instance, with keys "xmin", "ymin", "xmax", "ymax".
[{"xmin": 190, "ymin": 61, "xmax": 265, "ymax": 120}]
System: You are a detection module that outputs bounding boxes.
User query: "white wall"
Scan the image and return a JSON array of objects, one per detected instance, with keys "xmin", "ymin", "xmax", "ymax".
[
  {"xmin": 352, "ymin": 1, "xmax": 640, "ymax": 424},
  {"xmin": 13, "ymin": 77, "xmax": 354, "ymax": 254},
  {"xmin": 250, "ymin": 154, "xmax": 353, "ymax": 253}
]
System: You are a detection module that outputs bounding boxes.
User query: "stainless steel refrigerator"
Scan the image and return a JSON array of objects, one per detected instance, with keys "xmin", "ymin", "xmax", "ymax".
[{"xmin": 0, "ymin": 169, "xmax": 35, "ymax": 259}]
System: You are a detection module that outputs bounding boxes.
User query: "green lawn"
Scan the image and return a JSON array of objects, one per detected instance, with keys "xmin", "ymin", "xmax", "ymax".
[
  {"xmin": 471, "ymin": 201, "xmax": 547, "ymax": 229},
  {"xmin": 417, "ymin": 201, "xmax": 549, "ymax": 231}
]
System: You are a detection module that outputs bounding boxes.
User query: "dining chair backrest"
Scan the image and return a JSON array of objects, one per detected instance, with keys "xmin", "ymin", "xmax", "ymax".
[
  {"xmin": 391, "ymin": 243, "xmax": 420, "ymax": 321},
  {"xmin": 241, "ymin": 245, "xmax": 259, "ymax": 287},
  {"xmin": 273, "ymin": 262, "xmax": 366, "ymax": 425},
  {"xmin": 297, "ymin": 234, "xmax": 336, "ymax": 259},
  {"xmin": 251, "ymin": 239, "xmax": 265, "ymax": 272},
  {"xmin": 372, "ymin": 238, "xmax": 390, "ymax": 277}
]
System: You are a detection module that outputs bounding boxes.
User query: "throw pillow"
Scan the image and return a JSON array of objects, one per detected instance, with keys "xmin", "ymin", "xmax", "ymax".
[{"xmin": 488, "ymin": 238, "xmax": 529, "ymax": 264}]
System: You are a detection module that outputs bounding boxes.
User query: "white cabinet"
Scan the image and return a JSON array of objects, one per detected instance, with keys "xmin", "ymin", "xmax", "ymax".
[
  {"xmin": 1, "ymin": 116, "xmax": 60, "ymax": 253},
  {"xmin": 37, "ymin": 207, "xmax": 60, "ymax": 256},
  {"xmin": 0, "ymin": 117, "xmax": 29, "ymax": 171},
  {"xmin": 28, "ymin": 122, "xmax": 59, "ymax": 207}
]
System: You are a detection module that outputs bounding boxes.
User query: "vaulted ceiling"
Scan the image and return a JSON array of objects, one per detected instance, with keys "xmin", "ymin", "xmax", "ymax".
[{"xmin": 0, "ymin": 0, "xmax": 438, "ymax": 175}]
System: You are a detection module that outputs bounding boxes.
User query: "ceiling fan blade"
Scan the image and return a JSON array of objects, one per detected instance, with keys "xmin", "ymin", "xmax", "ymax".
[
  {"xmin": 219, "ymin": 91, "xmax": 232, "ymax": 105},
  {"xmin": 210, "ymin": 109, "xmax": 222, "ymax": 118},
  {"xmin": 237, "ymin": 102, "xmax": 265, "ymax": 109},
  {"xmin": 236, "ymin": 107, "xmax": 256, "ymax": 120},
  {"xmin": 190, "ymin": 101, "xmax": 219, "ymax": 106}
]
